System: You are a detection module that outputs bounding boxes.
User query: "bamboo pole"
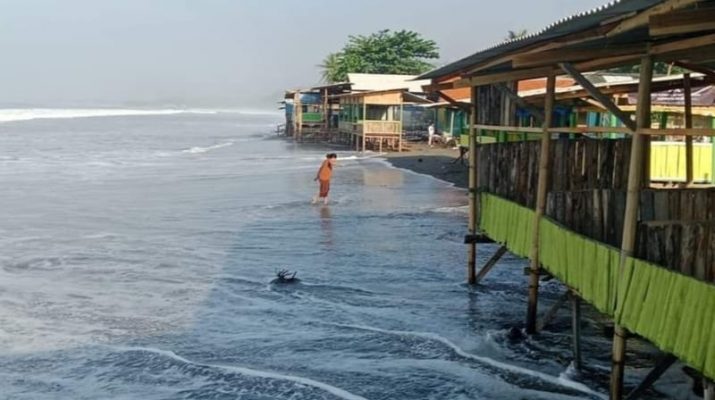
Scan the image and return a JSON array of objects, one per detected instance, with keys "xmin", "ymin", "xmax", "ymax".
[
  {"xmin": 624, "ymin": 354, "xmax": 677, "ymax": 400},
  {"xmin": 362, "ymin": 101, "xmax": 367, "ymax": 152},
  {"xmin": 684, "ymin": 73, "xmax": 694, "ymax": 184},
  {"xmin": 467, "ymin": 86, "xmax": 478, "ymax": 284},
  {"xmin": 571, "ymin": 292, "xmax": 582, "ymax": 371},
  {"xmin": 323, "ymin": 88, "xmax": 330, "ymax": 139},
  {"xmin": 704, "ymin": 379, "xmax": 715, "ymax": 400},
  {"xmin": 611, "ymin": 55, "xmax": 654, "ymax": 400},
  {"xmin": 293, "ymin": 92, "xmax": 301, "ymax": 140},
  {"xmin": 536, "ymin": 290, "xmax": 570, "ymax": 332},
  {"xmin": 712, "ymin": 118, "xmax": 715, "ymax": 183},
  {"xmin": 399, "ymin": 102, "xmax": 404, "ymax": 152},
  {"xmin": 450, "ymin": 109, "xmax": 456, "ymax": 137},
  {"xmin": 296, "ymin": 92, "xmax": 303, "ymax": 142},
  {"xmin": 525, "ymin": 73, "xmax": 556, "ymax": 334},
  {"xmin": 475, "ymin": 245, "xmax": 508, "ymax": 283}
]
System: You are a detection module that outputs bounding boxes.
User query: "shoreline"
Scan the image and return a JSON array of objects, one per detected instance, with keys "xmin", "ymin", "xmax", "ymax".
[{"xmin": 382, "ymin": 143, "xmax": 468, "ymax": 189}]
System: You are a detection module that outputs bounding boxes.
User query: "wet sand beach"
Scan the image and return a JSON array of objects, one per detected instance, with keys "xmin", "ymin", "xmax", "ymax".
[{"xmin": 384, "ymin": 143, "xmax": 468, "ymax": 189}]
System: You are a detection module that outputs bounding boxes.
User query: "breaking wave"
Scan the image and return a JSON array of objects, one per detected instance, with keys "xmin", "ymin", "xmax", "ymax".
[
  {"xmin": 110, "ymin": 346, "xmax": 369, "ymax": 400},
  {"xmin": 181, "ymin": 141, "xmax": 234, "ymax": 154},
  {"xmin": 0, "ymin": 108, "xmax": 219, "ymax": 123},
  {"xmin": 330, "ymin": 323, "xmax": 606, "ymax": 399}
]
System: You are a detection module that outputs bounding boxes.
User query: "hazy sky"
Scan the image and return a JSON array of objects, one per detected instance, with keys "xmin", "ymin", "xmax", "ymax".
[{"xmin": 0, "ymin": 0, "xmax": 607, "ymax": 109}]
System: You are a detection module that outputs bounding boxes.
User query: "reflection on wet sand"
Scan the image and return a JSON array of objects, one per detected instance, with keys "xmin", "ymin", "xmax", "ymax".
[
  {"xmin": 362, "ymin": 168, "xmax": 404, "ymax": 187},
  {"xmin": 319, "ymin": 205, "xmax": 333, "ymax": 248}
]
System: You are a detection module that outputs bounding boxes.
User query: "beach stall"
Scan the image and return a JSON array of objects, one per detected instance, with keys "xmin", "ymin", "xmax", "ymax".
[
  {"xmin": 336, "ymin": 89, "xmax": 431, "ymax": 152},
  {"xmin": 282, "ymin": 83, "xmax": 351, "ymax": 142},
  {"xmin": 346, "ymin": 73, "xmax": 434, "ymax": 141},
  {"xmin": 420, "ymin": 0, "xmax": 715, "ymax": 398},
  {"xmin": 419, "ymin": 100, "xmax": 470, "ymax": 145},
  {"xmin": 308, "ymin": 82, "xmax": 353, "ymax": 141},
  {"xmin": 518, "ymin": 73, "xmax": 715, "ymax": 182},
  {"xmin": 627, "ymin": 83, "xmax": 715, "ymax": 182}
]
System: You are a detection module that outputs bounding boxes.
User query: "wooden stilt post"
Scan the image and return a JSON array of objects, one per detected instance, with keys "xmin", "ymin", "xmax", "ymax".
[
  {"xmin": 467, "ymin": 86, "xmax": 478, "ymax": 284},
  {"xmin": 611, "ymin": 55, "xmax": 654, "ymax": 400},
  {"xmin": 362, "ymin": 101, "xmax": 367, "ymax": 152},
  {"xmin": 711, "ymin": 118, "xmax": 715, "ymax": 184},
  {"xmin": 475, "ymin": 245, "xmax": 507, "ymax": 283},
  {"xmin": 704, "ymin": 379, "xmax": 715, "ymax": 400},
  {"xmin": 571, "ymin": 292, "xmax": 582, "ymax": 371},
  {"xmin": 296, "ymin": 92, "xmax": 303, "ymax": 142},
  {"xmin": 536, "ymin": 290, "xmax": 570, "ymax": 332},
  {"xmin": 526, "ymin": 73, "xmax": 556, "ymax": 334},
  {"xmin": 450, "ymin": 109, "xmax": 456, "ymax": 137},
  {"xmin": 624, "ymin": 354, "xmax": 677, "ymax": 400},
  {"xmin": 293, "ymin": 91, "xmax": 302, "ymax": 140},
  {"xmin": 399, "ymin": 102, "xmax": 404, "ymax": 152},
  {"xmin": 323, "ymin": 89, "xmax": 333, "ymax": 142},
  {"xmin": 684, "ymin": 73, "xmax": 694, "ymax": 184}
]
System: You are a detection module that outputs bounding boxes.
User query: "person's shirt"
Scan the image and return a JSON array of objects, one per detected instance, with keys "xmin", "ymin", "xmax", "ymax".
[
  {"xmin": 318, "ymin": 160, "xmax": 333, "ymax": 181},
  {"xmin": 428, "ymin": 125, "xmax": 435, "ymax": 135}
]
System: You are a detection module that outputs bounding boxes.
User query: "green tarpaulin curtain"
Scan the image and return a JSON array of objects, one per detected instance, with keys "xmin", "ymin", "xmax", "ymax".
[{"xmin": 478, "ymin": 192, "xmax": 715, "ymax": 379}]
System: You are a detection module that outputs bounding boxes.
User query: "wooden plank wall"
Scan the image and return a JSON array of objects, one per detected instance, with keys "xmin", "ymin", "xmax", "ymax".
[
  {"xmin": 478, "ymin": 139, "xmax": 715, "ymax": 282},
  {"xmin": 639, "ymin": 189, "xmax": 715, "ymax": 281},
  {"xmin": 477, "ymin": 138, "xmax": 631, "ymax": 207},
  {"xmin": 476, "ymin": 84, "xmax": 515, "ymax": 126}
]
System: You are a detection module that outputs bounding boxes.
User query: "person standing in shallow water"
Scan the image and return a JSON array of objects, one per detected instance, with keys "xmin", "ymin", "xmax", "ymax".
[{"xmin": 312, "ymin": 153, "xmax": 337, "ymax": 205}]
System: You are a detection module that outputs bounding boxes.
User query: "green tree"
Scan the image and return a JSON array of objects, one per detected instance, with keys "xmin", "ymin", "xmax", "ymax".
[{"xmin": 320, "ymin": 29, "xmax": 439, "ymax": 83}]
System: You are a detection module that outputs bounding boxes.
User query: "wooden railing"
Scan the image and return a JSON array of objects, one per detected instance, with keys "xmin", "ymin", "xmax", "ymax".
[
  {"xmin": 364, "ymin": 120, "xmax": 401, "ymax": 135},
  {"xmin": 339, "ymin": 120, "xmax": 402, "ymax": 136},
  {"xmin": 477, "ymin": 139, "xmax": 632, "ymax": 208},
  {"xmin": 338, "ymin": 121, "xmax": 361, "ymax": 133}
]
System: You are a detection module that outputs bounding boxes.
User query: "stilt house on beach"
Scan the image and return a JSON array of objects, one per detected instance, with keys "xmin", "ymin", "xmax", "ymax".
[
  {"xmin": 419, "ymin": 0, "xmax": 715, "ymax": 398},
  {"xmin": 335, "ymin": 88, "xmax": 431, "ymax": 152},
  {"xmin": 281, "ymin": 73, "xmax": 433, "ymax": 151},
  {"xmin": 282, "ymin": 83, "xmax": 352, "ymax": 141}
]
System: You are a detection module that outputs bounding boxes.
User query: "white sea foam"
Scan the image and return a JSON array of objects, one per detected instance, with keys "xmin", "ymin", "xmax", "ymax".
[
  {"xmin": 432, "ymin": 205, "xmax": 469, "ymax": 214},
  {"xmin": 331, "ymin": 323, "xmax": 606, "ymax": 399},
  {"xmin": 0, "ymin": 107, "xmax": 283, "ymax": 123},
  {"xmin": 111, "ymin": 346, "xmax": 369, "ymax": 400},
  {"xmin": 0, "ymin": 108, "xmax": 218, "ymax": 123},
  {"xmin": 299, "ymin": 154, "xmax": 382, "ymax": 163},
  {"xmin": 181, "ymin": 141, "xmax": 234, "ymax": 154}
]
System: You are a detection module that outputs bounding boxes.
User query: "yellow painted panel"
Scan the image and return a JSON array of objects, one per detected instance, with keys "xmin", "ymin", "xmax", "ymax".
[
  {"xmin": 649, "ymin": 142, "xmax": 713, "ymax": 182},
  {"xmin": 362, "ymin": 92, "xmax": 402, "ymax": 105}
]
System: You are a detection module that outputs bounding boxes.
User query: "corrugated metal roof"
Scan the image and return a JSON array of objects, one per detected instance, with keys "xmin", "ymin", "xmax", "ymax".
[
  {"xmin": 418, "ymin": 0, "xmax": 664, "ymax": 80},
  {"xmin": 330, "ymin": 88, "xmax": 432, "ymax": 104},
  {"xmin": 348, "ymin": 73, "xmax": 431, "ymax": 93},
  {"xmin": 629, "ymin": 84, "xmax": 715, "ymax": 106},
  {"xmin": 420, "ymin": 98, "xmax": 471, "ymax": 108},
  {"xmin": 309, "ymin": 82, "xmax": 353, "ymax": 92},
  {"xmin": 519, "ymin": 73, "xmax": 706, "ymax": 97}
]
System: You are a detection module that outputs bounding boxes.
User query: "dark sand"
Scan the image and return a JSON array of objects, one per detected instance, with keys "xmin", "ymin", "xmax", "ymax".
[{"xmin": 384, "ymin": 143, "xmax": 468, "ymax": 189}]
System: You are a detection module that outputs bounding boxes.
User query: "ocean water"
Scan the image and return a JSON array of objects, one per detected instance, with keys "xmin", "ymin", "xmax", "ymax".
[{"xmin": 0, "ymin": 110, "xmax": 690, "ymax": 400}]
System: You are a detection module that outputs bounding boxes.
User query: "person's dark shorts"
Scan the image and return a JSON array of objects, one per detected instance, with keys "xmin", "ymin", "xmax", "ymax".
[{"xmin": 319, "ymin": 179, "xmax": 330, "ymax": 197}]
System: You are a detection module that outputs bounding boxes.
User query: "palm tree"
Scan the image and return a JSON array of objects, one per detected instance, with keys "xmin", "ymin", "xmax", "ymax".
[
  {"xmin": 506, "ymin": 29, "xmax": 528, "ymax": 41},
  {"xmin": 319, "ymin": 53, "xmax": 342, "ymax": 83}
]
